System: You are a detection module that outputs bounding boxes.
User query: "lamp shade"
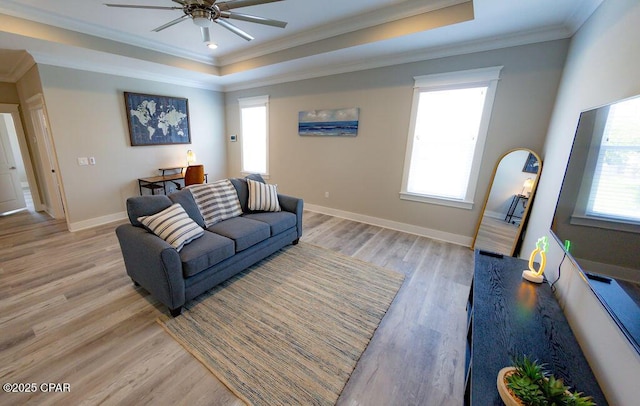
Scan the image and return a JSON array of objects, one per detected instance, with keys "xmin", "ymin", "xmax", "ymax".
[
  {"xmin": 522, "ymin": 178, "xmax": 534, "ymax": 196},
  {"xmin": 186, "ymin": 149, "xmax": 196, "ymax": 165}
]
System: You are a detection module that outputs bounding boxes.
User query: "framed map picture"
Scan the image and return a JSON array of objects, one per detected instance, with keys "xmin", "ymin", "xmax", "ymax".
[{"xmin": 124, "ymin": 92, "xmax": 191, "ymax": 146}]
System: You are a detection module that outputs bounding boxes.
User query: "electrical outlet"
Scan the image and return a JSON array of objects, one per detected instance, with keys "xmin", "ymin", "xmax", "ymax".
[
  {"xmin": 324, "ymin": 191, "xmax": 329, "ymax": 198},
  {"xmin": 77, "ymin": 157, "xmax": 88, "ymax": 166},
  {"xmin": 89, "ymin": 157, "xmax": 96, "ymax": 165}
]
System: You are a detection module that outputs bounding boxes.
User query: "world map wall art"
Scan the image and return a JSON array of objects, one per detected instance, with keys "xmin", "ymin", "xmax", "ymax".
[
  {"xmin": 124, "ymin": 92, "xmax": 191, "ymax": 146},
  {"xmin": 298, "ymin": 107, "xmax": 359, "ymax": 137}
]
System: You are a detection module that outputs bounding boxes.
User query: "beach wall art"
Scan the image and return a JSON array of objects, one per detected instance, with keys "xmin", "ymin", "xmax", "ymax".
[{"xmin": 298, "ymin": 107, "xmax": 359, "ymax": 137}]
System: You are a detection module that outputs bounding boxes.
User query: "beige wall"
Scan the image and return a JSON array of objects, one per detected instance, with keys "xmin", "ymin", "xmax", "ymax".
[
  {"xmin": 35, "ymin": 65, "xmax": 226, "ymax": 229},
  {"xmin": 225, "ymin": 40, "xmax": 568, "ymax": 243},
  {"xmin": 523, "ymin": 0, "xmax": 640, "ymax": 404}
]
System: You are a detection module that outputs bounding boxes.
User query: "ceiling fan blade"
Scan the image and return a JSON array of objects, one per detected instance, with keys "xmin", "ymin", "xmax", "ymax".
[
  {"xmin": 216, "ymin": 0, "xmax": 283, "ymax": 12},
  {"xmin": 215, "ymin": 19, "xmax": 254, "ymax": 41},
  {"xmin": 104, "ymin": 4, "xmax": 181, "ymax": 10},
  {"xmin": 220, "ymin": 11, "xmax": 287, "ymax": 28},
  {"xmin": 152, "ymin": 15, "xmax": 190, "ymax": 32}
]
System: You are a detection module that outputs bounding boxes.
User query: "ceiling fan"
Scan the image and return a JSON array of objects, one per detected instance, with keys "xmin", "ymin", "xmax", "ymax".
[{"xmin": 105, "ymin": 0, "xmax": 287, "ymax": 47}]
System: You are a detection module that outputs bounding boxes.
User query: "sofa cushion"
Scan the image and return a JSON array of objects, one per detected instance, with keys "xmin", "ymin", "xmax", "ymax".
[
  {"xmin": 137, "ymin": 203, "xmax": 204, "ymax": 252},
  {"xmin": 179, "ymin": 231, "xmax": 235, "ymax": 278},
  {"xmin": 169, "ymin": 189, "xmax": 205, "ymax": 227},
  {"xmin": 230, "ymin": 173, "xmax": 266, "ymax": 213},
  {"xmin": 187, "ymin": 180, "xmax": 243, "ymax": 227},
  {"xmin": 247, "ymin": 179, "xmax": 281, "ymax": 212},
  {"xmin": 243, "ymin": 211, "xmax": 296, "ymax": 236},
  {"xmin": 207, "ymin": 217, "xmax": 270, "ymax": 252},
  {"xmin": 126, "ymin": 195, "xmax": 172, "ymax": 227}
]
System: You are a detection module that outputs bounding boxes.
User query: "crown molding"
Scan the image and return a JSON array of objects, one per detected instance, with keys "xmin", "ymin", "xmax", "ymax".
[
  {"xmin": 0, "ymin": 50, "xmax": 34, "ymax": 81},
  {"xmin": 564, "ymin": 0, "xmax": 604, "ymax": 34},
  {"xmin": 217, "ymin": 0, "xmax": 469, "ymax": 66},
  {"xmin": 30, "ymin": 51, "xmax": 223, "ymax": 91},
  {"xmin": 0, "ymin": 0, "xmax": 217, "ymax": 66},
  {"xmin": 223, "ymin": 23, "xmax": 572, "ymax": 92}
]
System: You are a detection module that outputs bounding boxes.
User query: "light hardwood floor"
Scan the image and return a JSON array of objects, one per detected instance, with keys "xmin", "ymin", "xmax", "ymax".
[{"xmin": 0, "ymin": 209, "xmax": 474, "ymax": 405}]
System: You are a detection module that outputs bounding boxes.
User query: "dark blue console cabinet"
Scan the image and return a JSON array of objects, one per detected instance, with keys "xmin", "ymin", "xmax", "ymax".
[{"xmin": 464, "ymin": 251, "xmax": 607, "ymax": 405}]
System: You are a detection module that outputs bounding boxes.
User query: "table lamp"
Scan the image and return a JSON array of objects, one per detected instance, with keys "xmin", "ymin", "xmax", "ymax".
[
  {"xmin": 521, "ymin": 178, "xmax": 534, "ymax": 197},
  {"xmin": 522, "ymin": 236, "xmax": 548, "ymax": 284},
  {"xmin": 186, "ymin": 149, "xmax": 196, "ymax": 166}
]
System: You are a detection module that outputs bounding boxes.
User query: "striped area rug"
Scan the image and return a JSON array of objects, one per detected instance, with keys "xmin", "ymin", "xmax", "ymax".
[{"xmin": 158, "ymin": 242, "xmax": 405, "ymax": 406}]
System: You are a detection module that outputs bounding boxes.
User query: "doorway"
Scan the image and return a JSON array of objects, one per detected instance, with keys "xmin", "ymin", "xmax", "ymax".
[
  {"xmin": 25, "ymin": 94, "xmax": 66, "ymax": 220},
  {"xmin": 0, "ymin": 105, "xmax": 38, "ymax": 215}
]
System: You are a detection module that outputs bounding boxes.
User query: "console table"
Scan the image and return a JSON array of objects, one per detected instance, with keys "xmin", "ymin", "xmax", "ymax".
[
  {"xmin": 137, "ymin": 167, "xmax": 207, "ymax": 195},
  {"xmin": 465, "ymin": 251, "xmax": 607, "ymax": 405},
  {"xmin": 505, "ymin": 194, "xmax": 528, "ymax": 223},
  {"xmin": 138, "ymin": 167, "xmax": 185, "ymax": 195}
]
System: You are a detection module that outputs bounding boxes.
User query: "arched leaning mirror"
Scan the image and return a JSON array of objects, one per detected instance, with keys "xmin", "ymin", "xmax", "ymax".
[{"xmin": 471, "ymin": 149, "xmax": 542, "ymax": 256}]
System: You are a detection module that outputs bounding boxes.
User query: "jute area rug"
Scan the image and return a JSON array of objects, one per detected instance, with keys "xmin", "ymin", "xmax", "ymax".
[{"xmin": 158, "ymin": 242, "xmax": 405, "ymax": 406}]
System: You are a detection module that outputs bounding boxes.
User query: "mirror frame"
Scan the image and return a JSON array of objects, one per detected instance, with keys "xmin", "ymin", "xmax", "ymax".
[{"xmin": 471, "ymin": 148, "xmax": 542, "ymax": 256}]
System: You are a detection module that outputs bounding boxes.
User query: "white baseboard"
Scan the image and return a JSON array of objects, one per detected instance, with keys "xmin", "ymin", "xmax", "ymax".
[
  {"xmin": 484, "ymin": 210, "xmax": 504, "ymax": 220},
  {"xmin": 68, "ymin": 211, "xmax": 128, "ymax": 232},
  {"xmin": 304, "ymin": 203, "xmax": 472, "ymax": 247}
]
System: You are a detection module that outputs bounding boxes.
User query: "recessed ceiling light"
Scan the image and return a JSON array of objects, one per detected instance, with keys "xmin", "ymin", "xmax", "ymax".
[{"xmin": 206, "ymin": 42, "xmax": 218, "ymax": 50}]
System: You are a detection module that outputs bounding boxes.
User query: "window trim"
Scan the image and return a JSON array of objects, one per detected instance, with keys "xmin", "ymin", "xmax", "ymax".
[
  {"xmin": 239, "ymin": 95, "xmax": 270, "ymax": 177},
  {"xmin": 400, "ymin": 66, "xmax": 503, "ymax": 209}
]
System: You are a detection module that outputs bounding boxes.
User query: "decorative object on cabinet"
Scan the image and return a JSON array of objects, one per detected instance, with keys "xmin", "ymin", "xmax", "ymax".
[
  {"xmin": 522, "ymin": 236, "xmax": 548, "ymax": 284},
  {"xmin": 471, "ymin": 148, "xmax": 542, "ymax": 256},
  {"xmin": 124, "ymin": 92, "xmax": 191, "ymax": 146},
  {"xmin": 497, "ymin": 355, "xmax": 595, "ymax": 406}
]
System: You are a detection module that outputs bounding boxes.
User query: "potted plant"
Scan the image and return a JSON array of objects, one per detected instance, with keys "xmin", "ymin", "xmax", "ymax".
[{"xmin": 497, "ymin": 355, "xmax": 595, "ymax": 405}]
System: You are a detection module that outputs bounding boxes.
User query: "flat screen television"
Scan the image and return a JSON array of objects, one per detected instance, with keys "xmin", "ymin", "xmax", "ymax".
[{"xmin": 550, "ymin": 94, "xmax": 640, "ymax": 354}]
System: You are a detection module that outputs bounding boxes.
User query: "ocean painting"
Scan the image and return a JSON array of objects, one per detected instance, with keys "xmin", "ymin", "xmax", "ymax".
[{"xmin": 298, "ymin": 107, "xmax": 359, "ymax": 136}]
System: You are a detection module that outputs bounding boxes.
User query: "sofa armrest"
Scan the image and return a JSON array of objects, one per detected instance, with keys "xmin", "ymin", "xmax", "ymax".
[
  {"xmin": 115, "ymin": 224, "xmax": 185, "ymax": 310},
  {"xmin": 278, "ymin": 194, "xmax": 303, "ymax": 239}
]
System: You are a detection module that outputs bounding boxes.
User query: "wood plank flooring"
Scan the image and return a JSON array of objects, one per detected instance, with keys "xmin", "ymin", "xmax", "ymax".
[{"xmin": 0, "ymin": 208, "xmax": 474, "ymax": 405}]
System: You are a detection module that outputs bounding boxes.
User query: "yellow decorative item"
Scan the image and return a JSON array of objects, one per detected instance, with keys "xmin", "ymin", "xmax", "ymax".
[{"xmin": 522, "ymin": 236, "xmax": 548, "ymax": 284}]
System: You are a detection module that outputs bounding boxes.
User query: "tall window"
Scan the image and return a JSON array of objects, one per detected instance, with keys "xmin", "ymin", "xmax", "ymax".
[
  {"xmin": 583, "ymin": 97, "xmax": 640, "ymax": 224},
  {"xmin": 400, "ymin": 67, "xmax": 502, "ymax": 209},
  {"xmin": 239, "ymin": 95, "xmax": 269, "ymax": 175}
]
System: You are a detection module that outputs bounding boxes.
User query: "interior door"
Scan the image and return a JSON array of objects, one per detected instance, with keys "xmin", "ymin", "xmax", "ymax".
[
  {"xmin": 0, "ymin": 114, "xmax": 26, "ymax": 213},
  {"xmin": 27, "ymin": 95, "xmax": 65, "ymax": 219}
]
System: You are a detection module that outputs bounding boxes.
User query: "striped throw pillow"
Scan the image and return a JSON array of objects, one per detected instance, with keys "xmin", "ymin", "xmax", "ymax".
[
  {"xmin": 138, "ymin": 203, "xmax": 204, "ymax": 251},
  {"xmin": 247, "ymin": 179, "xmax": 281, "ymax": 212},
  {"xmin": 187, "ymin": 180, "xmax": 243, "ymax": 227}
]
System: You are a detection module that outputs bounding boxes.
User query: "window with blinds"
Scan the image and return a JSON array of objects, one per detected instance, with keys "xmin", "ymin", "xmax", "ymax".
[
  {"xmin": 586, "ymin": 97, "xmax": 640, "ymax": 224},
  {"xmin": 239, "ymin": 95, "xmax": 269, "ymax": 176},
  {"xmin": 400, "ymin": 67, "xmax": 502, "ymax": 209}
]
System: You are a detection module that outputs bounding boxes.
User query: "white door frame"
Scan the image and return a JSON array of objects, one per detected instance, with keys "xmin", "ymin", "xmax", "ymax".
[
  {"xmin": 25, "ymin": 94, "xmax": 66, "ymax": 220},
  {"xmin": 0, "ymin": 103, "xmax": 44, "ymax": 212}
]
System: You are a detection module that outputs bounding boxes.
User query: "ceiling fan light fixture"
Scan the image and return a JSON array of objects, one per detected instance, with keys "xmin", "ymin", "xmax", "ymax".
[{"xmin": 192, "ymin": 9, "xmax": 212, "ymax": 27}]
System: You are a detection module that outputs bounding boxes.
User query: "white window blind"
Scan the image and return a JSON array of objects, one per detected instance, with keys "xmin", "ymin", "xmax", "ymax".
[
  {"xmin": 406, "ymin": 87, "xmax": 487, "ymax": 199},
  {"xmin": 239, "ymin": 96, "xmax": 269, "ymax": 175},
  {"xmin": 586, "ymin": 97, "xmax": 640, "ymax": 223},
  {"xmin": 400, "ymin": 66, "xmax": 502, "ymax": 209}
]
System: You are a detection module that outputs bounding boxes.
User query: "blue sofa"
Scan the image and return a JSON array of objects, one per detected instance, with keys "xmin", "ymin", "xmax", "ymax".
[{"xmin": 115, "ymin": 176, "xmax": 303, "ymax": 316}]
